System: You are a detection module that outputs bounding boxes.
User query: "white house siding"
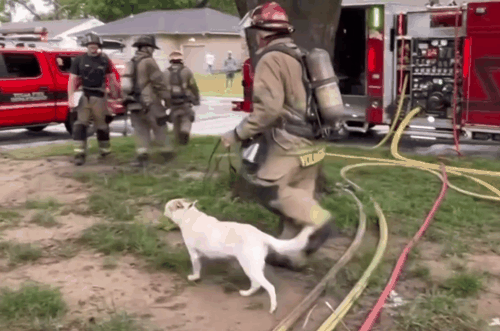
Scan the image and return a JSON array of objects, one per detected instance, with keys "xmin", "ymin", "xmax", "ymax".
[{"xmin": 101, "ymin": 33, "xmax": 245, "ymax": 73}]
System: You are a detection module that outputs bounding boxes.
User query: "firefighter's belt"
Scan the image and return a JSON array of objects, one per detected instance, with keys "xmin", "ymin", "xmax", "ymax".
[{"xmin": 299, "ymin": 147, "xmax": 326, "ymax": 167}]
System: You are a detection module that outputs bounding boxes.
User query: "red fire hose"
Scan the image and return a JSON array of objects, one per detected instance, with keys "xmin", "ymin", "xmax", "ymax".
[{"xmin": 357, "ymin": 164, "xmax": 449, "ymax": 331}]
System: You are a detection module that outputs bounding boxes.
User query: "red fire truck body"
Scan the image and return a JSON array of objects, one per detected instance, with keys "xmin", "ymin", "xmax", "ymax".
[
  {"xmin": 0, "ymin": 27, "xmax": 125, "ymax": 134},
  {"xmin": 233, "ymin": 0, "xmax": 500, "ymax": 144}
]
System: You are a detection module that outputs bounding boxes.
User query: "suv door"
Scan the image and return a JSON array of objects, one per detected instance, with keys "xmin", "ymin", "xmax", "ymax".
[{"xmin": 0, "ymin": 50, "xmax": 57, "ymax": 127}]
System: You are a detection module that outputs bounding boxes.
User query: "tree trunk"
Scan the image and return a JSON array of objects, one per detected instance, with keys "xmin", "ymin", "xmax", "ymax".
[{"xmin": 233, "ymin": 0, "xmax": 343, "ymax": 63}]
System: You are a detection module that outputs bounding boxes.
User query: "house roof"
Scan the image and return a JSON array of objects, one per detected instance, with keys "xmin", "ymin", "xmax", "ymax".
[
  {"xmin": 1, "ymin": 19, "xmax": 95, "ymax": 39},
  {"xmin": 69, "ymin": 8, "xmax": 241, "ymax": 37}
]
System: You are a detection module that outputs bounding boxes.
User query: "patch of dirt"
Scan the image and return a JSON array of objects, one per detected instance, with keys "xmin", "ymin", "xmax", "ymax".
[
  {"xmin": 0, "ymin": 158, "xmax": 90, "ymax": 207},
  {"xmin": 0, "ymin": 213, "xmax": 98, "ymax": 245},
  {"xmin": 0, "ymin": 251, "xmax": 315, "ymax": 331}
]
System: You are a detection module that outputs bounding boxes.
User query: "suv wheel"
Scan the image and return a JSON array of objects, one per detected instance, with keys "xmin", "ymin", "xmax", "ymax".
[{"xmin": 27, "ymin": 125, "xmax": 48, "ymax": 132}]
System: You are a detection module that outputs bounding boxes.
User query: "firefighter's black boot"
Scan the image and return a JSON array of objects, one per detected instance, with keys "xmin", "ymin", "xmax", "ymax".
[
  {"xmin": 160, "ymin": 150, "xmax": 176, "ymax": 163},
  {"xmin": 178, "ymin": 132, "xmax": 190, "ymax": 146},
  {"xmin": 265, "ymin": 217, "xmax": 307, "ymax": 271},
  {"xmin": 303, "ymin": 219, "xmax": 336, "ymax": 256},
  {"xmin": 73, "ymin": 124, "xmax": 87, "ymax": 166},
  {"xmin": 97, "ymin": 129, "xmax": 111, "ymax": 158},
  {"xmin": 74, "ymin": 154, "xmax": 86, "ymax": 166},
  {"xmin": 131, "ymin": 153, "xmax": 149, "ymax": 168}
]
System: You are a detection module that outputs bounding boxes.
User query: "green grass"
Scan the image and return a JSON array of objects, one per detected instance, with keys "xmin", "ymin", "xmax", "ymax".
[
  {"xmin": 441, "ymin": 272, "xmax": 484, "ymax": 298},
  {"xmin": 194, "ymin": 72, "xmax": 243, "ymax": 98},
  {"xmin": 3, "ymin": 135, "xmax": 500, "ymax": 330},
  {"xmin": 0, "ymin": 283, "xmax": 67, "ymax": 327},
  {"xmin": 394, "ymin": 290, "xmax": 488, "ymax": 331},
  {"xmin": 79, "ymin": 222, "xmax": 191, "ymax": 275},
  {"xmin": 0, "ymin": 209, "xmax": 21, "ymax": 228},
  {"xmin": 88, "ymin": 312, "xmax": 147, "ymax": 331},
  {"xmin": 0, "ymin": 241, "xmax": 42, "ymax": 265},
  {"xmin": 30, "ymin": 210, "xmax": 59, "ymax": 227},
  {"xmin": 25, "ymin": 198, "xmax": 63, "ymax": 211}
]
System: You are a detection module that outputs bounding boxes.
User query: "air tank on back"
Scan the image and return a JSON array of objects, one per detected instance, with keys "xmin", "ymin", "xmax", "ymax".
[{"xmin": 305, "ymin": 48, "xmax": 345, "ymax": 125}]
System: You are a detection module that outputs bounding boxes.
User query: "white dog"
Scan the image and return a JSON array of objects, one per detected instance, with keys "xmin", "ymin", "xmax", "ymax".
[{"xmin": 163, "ymin": 198, "xmax": 316, "ymax": 313}]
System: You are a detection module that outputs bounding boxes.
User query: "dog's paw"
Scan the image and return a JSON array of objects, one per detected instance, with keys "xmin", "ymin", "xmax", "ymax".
[
  {"xmin": 239, "ymin": 289, "xmax": 252, "ymax": 297},
  {"xmin": 187, "ymin": 274, "xmax": 200, "ymax": 282},
  {"xmin": 269, "ymin": 304, "xmax": 277, "ymax": 314}
]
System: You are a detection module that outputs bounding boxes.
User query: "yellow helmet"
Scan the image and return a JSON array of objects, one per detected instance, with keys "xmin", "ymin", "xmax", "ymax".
[{"xmin": 169, "ymin": 50, "xmax": 184, "ymax": 61}]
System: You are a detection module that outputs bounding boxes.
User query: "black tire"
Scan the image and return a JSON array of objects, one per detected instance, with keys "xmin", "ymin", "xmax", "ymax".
[{"xmin": 27, "ymin": 125, "xmax": 48, "ymax": 132}]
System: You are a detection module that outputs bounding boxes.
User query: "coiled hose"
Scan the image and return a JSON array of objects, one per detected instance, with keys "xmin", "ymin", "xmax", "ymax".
[
  {"xmin": 273, "ymin": 77, "xmax": 500, "ymax": 330},
  {"xmin": 311, "ymin": 111, "xmax": 500, "ymax": 330}
]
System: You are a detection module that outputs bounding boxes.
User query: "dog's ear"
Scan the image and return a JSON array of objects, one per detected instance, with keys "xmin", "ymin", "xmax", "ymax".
[{"xmin": 187, "ymin": 200, "xmax": 198, "ymax": 209}]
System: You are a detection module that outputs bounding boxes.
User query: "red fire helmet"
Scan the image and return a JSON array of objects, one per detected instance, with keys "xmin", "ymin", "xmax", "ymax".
[{"xmin": 240, "ymin": 1, "xmax": 295, "ymax": 33}]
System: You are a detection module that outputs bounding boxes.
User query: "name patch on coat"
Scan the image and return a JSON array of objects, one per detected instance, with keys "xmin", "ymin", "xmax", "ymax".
[{"xmin": 299, "ymin": 148, "xmax": 326, "ymax": 167}]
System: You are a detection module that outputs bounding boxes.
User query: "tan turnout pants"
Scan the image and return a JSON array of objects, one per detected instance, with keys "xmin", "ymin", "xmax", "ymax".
[
  {"xmin": 130, "ymin": 102, "xmax": 173, "ymax": 155},
  {"xmin": 73, "ymin": 95, "xmax": 110, "ymax": 155},
  {"xmin": 170, "ymin": 104, "xmax": 195, "ymax": 145}
]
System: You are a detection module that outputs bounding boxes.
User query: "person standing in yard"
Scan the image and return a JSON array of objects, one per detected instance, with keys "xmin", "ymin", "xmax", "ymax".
[
  {"xmin": 219, "ymin": 2, "xmax": 335, "ymax": 270},
  {"xmin": 163, "ymin": 50, "xmax": 201, "ymax": 146},
  {"xmin": 68, "ymin": 32, "xmax": 119, "ymax": 166},
  {"xmin": 223, "ymin": 51, "xmax": 238, "ymax": 89},
  {"xmin": 128, "ymin": 35, "xmax": 175, "ymax": 167},
  {"xmin": 205, "ymin": 52, "xmax": 215, "ymax": 74}
]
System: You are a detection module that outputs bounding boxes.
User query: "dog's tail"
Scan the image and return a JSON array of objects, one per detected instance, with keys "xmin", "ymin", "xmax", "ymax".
[{"xmin": 265, "ymin": 226, "xmax": 316, "ymax": 257}]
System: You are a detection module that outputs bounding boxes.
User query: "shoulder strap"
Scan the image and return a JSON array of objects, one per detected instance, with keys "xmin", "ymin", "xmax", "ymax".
[
  {"xmin": 254, "ymin": 43, "xmax": 324, "ymax": 137},
  {"xmin": 256, "ymin": 43, "xmax": 314, "ymax": 117}
]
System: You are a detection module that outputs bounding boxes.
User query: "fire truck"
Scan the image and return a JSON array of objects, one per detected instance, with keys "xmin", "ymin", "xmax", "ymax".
[
  {"xmin": 0, "ymin": 27, "xmax": 125, "ymax": 135},
  {"xmin": 232, "ymin": 0, "xmax": 500, "ymax": 144}
]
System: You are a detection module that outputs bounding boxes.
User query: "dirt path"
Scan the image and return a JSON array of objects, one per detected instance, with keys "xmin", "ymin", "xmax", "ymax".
[
  {"xmin": 0, "ymin": 156, "xmax": 498, "ymax": 331},
  {"xmin": 0, "ymin": 157, "xmax": 338, "ymax": 331}
]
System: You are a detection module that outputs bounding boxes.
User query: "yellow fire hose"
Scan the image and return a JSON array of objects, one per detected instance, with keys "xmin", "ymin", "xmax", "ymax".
[
  {"xmin": 271, "ymin": 74, "xmax": 500, "ymax": 330},
  {"xmin": 312, "ymin": 114, "xmax": 500, "ymax": 330}
]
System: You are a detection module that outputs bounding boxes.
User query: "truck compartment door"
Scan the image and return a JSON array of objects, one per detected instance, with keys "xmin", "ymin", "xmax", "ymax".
[{"xmin": 463, "ymin": 2, "xmax": 500, "ymax": 126}]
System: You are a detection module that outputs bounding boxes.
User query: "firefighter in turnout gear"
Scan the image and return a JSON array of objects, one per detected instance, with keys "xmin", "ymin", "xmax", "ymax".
[
  {"xmin": 221, "ymin": 1, "xmax": 336, "ymax": 270},
  {"xmin": 163, "ymin": 50, "xmax": 200, "ymax": 145},
  {"xmin": 128, "ymin": 35, "xmax": 175, "ymax": 167},
  {"xmin": 68, "ymin": 32, "xmax": 119, "ymax": 166}
]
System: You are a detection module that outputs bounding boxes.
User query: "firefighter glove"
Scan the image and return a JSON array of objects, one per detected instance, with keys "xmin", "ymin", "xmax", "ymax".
[{"xmin": 221, "ymin": 129, "xmax": 238, "ymax": 149}]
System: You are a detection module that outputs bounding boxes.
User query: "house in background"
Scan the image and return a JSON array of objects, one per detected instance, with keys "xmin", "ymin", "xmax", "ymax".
[
  {"xmin": 1, "ymin": 18, "xmax": 104, "ymax": 48},
  {"xmin": 69, "ymin": 8, "xmax": 246, "ymax": 73}
]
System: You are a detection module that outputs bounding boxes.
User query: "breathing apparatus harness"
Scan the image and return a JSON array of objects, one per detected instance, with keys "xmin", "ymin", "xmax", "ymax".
[{"xmin": 254, "ymin": 42, "xmax": 332, "ymax": 140}]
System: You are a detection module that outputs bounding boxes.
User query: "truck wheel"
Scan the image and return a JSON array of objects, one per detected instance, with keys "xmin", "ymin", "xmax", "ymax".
[{"xmin": 27, "ymin": 125, "xmax": 48, "ymax": 132}]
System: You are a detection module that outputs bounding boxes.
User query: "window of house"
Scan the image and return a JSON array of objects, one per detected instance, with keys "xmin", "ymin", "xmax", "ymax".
[
  {"xmin": 56, "ymin": 55, "xmax": 76, "ymax": 73},
  {"xmin": 1, "ymin": 53, "xmax": 42, "ymax": 78}
]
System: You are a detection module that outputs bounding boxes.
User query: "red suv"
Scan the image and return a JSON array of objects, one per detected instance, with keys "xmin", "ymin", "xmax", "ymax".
[{"xmin": 0, "ymin": 27, "xmax": 124, "ymax": 135}]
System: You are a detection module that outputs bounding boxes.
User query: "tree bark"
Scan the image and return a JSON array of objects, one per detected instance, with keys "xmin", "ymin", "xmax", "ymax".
[{"xmin": 233, "ymin": 0, "xmax": 343, "ymax": 62}]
